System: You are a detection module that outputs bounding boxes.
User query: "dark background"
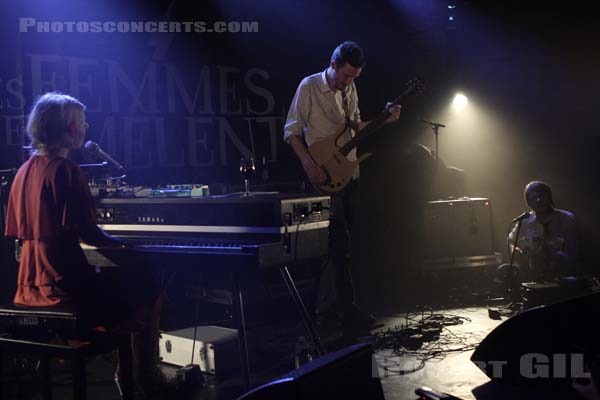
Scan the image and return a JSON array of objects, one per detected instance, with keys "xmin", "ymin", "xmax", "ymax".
[{"xmin": 1, "ymin": 0, "xmax": 599, "ymax": 308}]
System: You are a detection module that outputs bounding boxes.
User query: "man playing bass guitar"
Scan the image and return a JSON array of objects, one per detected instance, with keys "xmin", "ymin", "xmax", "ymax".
[{"xmin": 283, "ymin": 41, "xmax": 401, "ymax": 335}]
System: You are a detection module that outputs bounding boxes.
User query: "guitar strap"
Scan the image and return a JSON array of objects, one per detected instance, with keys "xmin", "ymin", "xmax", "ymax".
[{"xmin": 340, "ymin": 89, "xmax": 358, "ymax": 138}]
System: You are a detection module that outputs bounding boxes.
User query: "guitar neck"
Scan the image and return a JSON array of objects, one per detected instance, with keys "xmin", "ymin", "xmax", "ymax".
[
  {"xmin": 339, "ymin": 110, "xmax": 390, "ymax": 156},
  {"xmin": 338, "ymin": 86, "xmax": 416, "ymax": 157}
]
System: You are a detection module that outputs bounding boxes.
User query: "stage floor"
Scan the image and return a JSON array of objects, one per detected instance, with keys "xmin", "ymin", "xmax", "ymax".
[
  {"xmin": 1, "ymin": 299, "xmax": 594, "ymax": 400},
  {"xmin": 375, "ymin": 306, "xmax": 501, "ymax": 400}
]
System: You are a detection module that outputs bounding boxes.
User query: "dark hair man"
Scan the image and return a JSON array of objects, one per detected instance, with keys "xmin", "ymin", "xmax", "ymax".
[
  {"xmin": 284, "ymin": 41, "xmax": 401, "ymax": 335},
  {"xmin": 508, "ymin": 180, "xmax": 578, "ymax": 282}
]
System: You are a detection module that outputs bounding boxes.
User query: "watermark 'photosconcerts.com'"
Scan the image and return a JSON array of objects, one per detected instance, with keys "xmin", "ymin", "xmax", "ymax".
[{"xmin": 19, "ymin": 18, "xmax": 259, "ymax": 34}]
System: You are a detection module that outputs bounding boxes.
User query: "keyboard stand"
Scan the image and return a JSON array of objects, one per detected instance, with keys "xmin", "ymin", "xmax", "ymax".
[
  {"xmin": 232, "ymin": 265, "xmax": 325, "ymax": 390},
  {"xmin": 280, "ymin": 265, "xmax": 325, "ymax": 356},
  {"xmin": 232, "ymin": 274, "xmax": 251, "ymax": 390},
  {"xmin": 77, "ymin": 243, "xmax": 328, "ymax": 390}
]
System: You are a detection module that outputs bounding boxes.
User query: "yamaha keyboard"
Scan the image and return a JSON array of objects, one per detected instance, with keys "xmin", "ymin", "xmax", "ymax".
[
  {"xmin": 81, "ymin": 192, "xmax": 331, "ymax": 389},
  {"xmin": 82, "ymin": 193, "xmax": 331, "ymax": 270}
]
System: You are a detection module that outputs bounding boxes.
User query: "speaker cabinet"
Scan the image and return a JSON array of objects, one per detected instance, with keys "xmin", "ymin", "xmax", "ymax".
[
  {"xmin": 424, "ymin": 198, "xmax": 494, "ymax": 260},
  {"xmin": 236, "ymin": 343, "xmax": 384, "ymax": 400}
]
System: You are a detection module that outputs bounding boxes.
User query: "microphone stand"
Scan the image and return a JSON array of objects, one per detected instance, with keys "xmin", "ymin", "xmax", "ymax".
[
  {"xmin": 506, "ymin": 217, "xmax": 526, "ymax": 303},
  {"xmin": 421, "ymin": 119, "xmax": 446, "ymax": 160}
]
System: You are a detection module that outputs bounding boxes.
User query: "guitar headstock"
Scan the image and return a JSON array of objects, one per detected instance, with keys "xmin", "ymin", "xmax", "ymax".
[
  {"xmin": 406, "ymin": 77, "xmax": 425, "ymax": 96},
  {"xmin": 391, "ymin": 77, "xmax": 425, "ymax": 106}
]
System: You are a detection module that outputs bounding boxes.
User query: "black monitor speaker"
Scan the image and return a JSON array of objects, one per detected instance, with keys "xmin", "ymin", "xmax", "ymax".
[
  {"xmin": 471, "ymin": 292, "xmax": 600, "ymax": 384},
  {"xmin": 236, "ymin": 342, "xmax": 384, "ymax": 400}
]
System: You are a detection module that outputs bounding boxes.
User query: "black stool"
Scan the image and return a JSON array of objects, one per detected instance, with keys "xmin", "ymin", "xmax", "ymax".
[{"xmin": 0, "ymin": 303, "xmax": 134, "ymax": 400}]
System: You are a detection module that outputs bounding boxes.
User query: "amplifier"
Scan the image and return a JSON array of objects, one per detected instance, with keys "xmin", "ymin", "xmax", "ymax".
[
  {"xmin": 423, "ymin": 197, "xmax": 495, "ymax": 261},
  {"xmin": 159, "ymin": 326, "xmax": 239, "ymax": 374}
]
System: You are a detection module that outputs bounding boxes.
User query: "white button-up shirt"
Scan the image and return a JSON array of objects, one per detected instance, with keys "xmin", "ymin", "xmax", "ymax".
[{"xmin": 284, "ymin": 70, "xmax": 361, "ymax": 162}]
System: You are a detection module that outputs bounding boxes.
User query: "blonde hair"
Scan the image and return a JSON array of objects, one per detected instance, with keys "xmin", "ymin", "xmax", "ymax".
[{"xmin": 26, "ymin": 92, "xmax": 85, "ymax": 154}]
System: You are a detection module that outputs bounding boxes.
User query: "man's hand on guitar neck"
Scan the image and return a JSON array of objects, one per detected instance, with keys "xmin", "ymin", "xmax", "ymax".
[{"xmin": 384, "ymin": 103, "xmax": 402, "ymax": 124}]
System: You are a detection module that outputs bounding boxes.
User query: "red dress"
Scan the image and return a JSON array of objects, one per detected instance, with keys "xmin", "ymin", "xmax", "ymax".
[{"xmin": 4, "ymin": 155, "xmax": 97, "ymax": 306}]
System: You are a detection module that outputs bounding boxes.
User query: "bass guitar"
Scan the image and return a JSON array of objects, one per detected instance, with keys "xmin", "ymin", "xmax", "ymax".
[{"xmin": 308, "ymin": 77, "xmax": 424, "ymax": 193}]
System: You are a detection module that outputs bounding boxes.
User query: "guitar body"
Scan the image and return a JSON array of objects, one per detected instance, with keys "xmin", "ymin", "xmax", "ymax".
[
  {"xmin": 307, "ymin": 126, "xmax": 369, "ymax": 193},
  {"xmin": 305, "ymin": 77, "xmax": 424, "ymax": 194}
]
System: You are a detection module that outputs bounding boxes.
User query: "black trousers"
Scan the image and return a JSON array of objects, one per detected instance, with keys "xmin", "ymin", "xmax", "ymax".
[{"xmin": 327, "ymin": 179, "xmax": 358, "ymax": 313}]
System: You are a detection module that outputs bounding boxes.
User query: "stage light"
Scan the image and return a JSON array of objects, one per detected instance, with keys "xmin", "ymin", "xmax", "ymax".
[{"xmin": 452, "ymin": 93, "xmax": 468, "ymax": 111}]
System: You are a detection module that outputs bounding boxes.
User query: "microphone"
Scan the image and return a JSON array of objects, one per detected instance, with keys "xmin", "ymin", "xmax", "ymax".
[
  {"xmin": 84, "ymin": 141, "xmax": 124, "ymax": 171},
  {"xmin": 419, "ymin": 118, "xmax": 446, "ymax": 128},
  {"xmin": 511, "ymin": 211, "xmax": 530, "ymax": 223}
]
